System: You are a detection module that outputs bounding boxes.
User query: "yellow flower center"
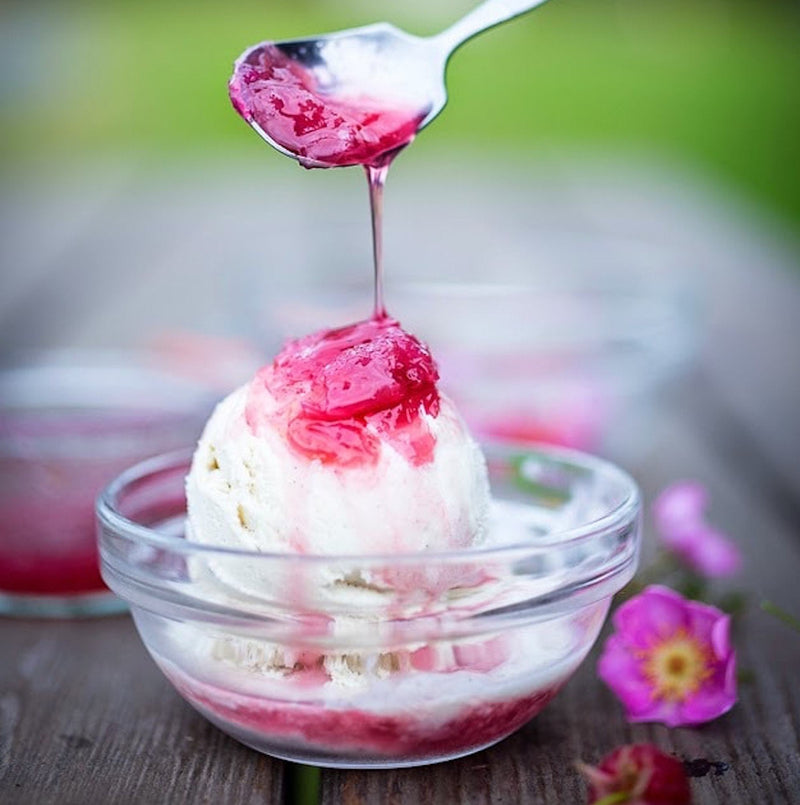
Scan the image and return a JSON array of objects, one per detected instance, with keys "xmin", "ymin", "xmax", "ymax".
[{"xmin": 639, "ymin": 628, "xmax": 713, "ymax": 702}]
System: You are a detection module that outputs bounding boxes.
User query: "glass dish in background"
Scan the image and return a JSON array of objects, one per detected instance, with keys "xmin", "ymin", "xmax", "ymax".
[
  {"xmin": 0, "ymin": 351, "xmax": 215, "ymax": 617},
  {"xmin": 98, "ymin": 443, "xmax": 640, "ymax": 768},
  {"xmin": 257, "ymin": 273, "xmax": 695, "ymax": 465}
]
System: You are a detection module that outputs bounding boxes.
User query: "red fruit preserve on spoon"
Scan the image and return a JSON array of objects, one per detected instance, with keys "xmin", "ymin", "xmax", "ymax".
[
  {"xmin": 229, "ymin": 36, "xmax": 427, "ymax": 322},
  {"xmin": 229, "ymin": 42, "xmax": 428, "ymax": 171}
]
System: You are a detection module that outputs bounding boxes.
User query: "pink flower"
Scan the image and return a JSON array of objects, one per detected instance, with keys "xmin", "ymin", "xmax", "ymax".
[
  {"xmin": 598, "ymin": 586, "xmax": 736, "ymax": 726},
  {"xmin": 579, "ymin": 743, "xmax": 691, "ymax": 804},
  {"xmin": 653, "ymin": 482, "xmax": 741, "ymax": 578}
]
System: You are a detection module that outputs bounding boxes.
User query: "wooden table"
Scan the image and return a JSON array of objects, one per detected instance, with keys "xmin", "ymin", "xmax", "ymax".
[{"xmin": 2, "ymin": 163, "xmax": 799, "ymax": 803}]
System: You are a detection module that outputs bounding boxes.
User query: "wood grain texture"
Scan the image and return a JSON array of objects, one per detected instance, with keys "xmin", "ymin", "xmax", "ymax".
[{"xmin": 0, "ymin": 617, "xmax": 284, "ymax": 805}]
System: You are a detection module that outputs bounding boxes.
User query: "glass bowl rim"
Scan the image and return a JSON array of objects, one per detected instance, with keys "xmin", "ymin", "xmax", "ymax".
[{"xmin": 97, "ymin": 442, "xmax": 640, "ymax": 568}]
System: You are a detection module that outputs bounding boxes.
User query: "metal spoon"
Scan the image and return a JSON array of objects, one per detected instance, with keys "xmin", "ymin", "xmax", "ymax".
[{"xmin": 231, "ymin": 0, "xmax": 553, "ymax": 168}]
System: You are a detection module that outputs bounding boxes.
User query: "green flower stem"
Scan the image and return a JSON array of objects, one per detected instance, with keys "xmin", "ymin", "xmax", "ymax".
[
  {"xmin": 285, "ymin": 763, "xmax": 320, "ymax": 805},
  {"xmin": 761, "ymin": 600, "xmax": 800, "ymax": 634},
  {"xmin": 593, "ymin": 792, "xmax": 631, "ymax": 805},
  {"xmin": 677, "ymin": 572, "xmax": 708, "ymax": 602}
]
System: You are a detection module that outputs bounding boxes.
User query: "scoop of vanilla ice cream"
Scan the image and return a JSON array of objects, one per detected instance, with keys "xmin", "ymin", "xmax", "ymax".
[
  {"xmin": 186, "ymin": 382, "xmax": 489, "ymax": 557},
  {"xmin": 184, "ymin": 317, "xmax": 491, "ymax": 621}
]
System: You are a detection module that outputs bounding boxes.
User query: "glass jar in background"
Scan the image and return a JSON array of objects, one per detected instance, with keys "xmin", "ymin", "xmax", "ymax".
[{"xmin": 0, "ymin": 351, "xmax": 214, "ymax": 617}]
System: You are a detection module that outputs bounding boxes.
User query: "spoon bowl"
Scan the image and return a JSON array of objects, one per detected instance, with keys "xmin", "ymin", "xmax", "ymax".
[
  {"xmin": 273, "ymin": 23, "xmax": 448, "ymax": 125},
  {"xmin": 229, "ymin": 0, "xmax": 553, "ymax": 168},
  {"xmin": 230, "ymin": 24, "xmax": 445, "ymax": 169}
]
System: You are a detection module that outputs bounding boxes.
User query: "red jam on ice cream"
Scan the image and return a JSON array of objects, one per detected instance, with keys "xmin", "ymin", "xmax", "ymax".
[{"xmin": 246, "ymin": 316, "xmax": 440, "ymax": 468}]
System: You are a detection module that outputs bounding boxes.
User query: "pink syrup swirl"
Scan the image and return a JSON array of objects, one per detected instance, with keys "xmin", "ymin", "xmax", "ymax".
[
  {"xmin": 167, "ymin": 664, "xmax": 563, "ymax": 760},
  {"xmin": 229, "ymin": 42, "xmax": 428, "ymax": 169},
  {"xmin": 246, "ymin": 317, "xmax": 441, "ymax": 468}
]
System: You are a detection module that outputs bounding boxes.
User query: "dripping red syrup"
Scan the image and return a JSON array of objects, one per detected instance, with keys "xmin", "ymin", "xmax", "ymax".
[
  {"xmin": 233, "ymin": 39, "xmax": 437, "ymax": 468},
  {"xmin": 229, "ymin": 34, "xmax": 417, "ymax": 324}
]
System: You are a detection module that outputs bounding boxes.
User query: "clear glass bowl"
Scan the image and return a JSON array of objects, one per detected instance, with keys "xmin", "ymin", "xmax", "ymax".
[
  {"xmin": 0, "ymin": 350, "xmax": 213, "ymax": 617},
  {"xmin": 98, "ymin": 443, "xmax": 640, "ymax": 768}
]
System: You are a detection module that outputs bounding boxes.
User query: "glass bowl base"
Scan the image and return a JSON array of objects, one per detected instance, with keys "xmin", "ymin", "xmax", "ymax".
[
  {"xmin": 196, "ymin": 703, "xmax": 514, "ymax": 769},
  {"xmin": 259, "ymin": 740, "xmax": 507, "ymax": 769},
  {"xmin": 164, "ymin": 656, "xmax": 562, "ymax": 770}
]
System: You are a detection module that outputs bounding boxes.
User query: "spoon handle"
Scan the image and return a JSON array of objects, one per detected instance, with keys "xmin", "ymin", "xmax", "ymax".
[{"xmin": 434, "ymin": 0, "xmax": 552, "ymax": 55}]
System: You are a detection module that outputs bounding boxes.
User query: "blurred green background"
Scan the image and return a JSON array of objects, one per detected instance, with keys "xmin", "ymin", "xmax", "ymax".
[{"xmin": 2, "ymin": 0, "xmax": 799, "ymax": 231}]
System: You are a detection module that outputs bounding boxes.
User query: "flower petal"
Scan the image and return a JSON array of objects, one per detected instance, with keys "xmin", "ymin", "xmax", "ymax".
[
  {"xmin": 597, "ymin": 635, "xmax": 656, "ymax": 716},
  {"xmin": 684, "ymin": 598, "xmax": 729, "ymax": 645},
  {"xmin": 710, "ymin": 614, "xmax": 733, "ymax": 660},
  {"xmin": 685, "ymin": 526, "xmax": 742, "ymax": 578},
  {"xmin": 631, "ymin": 699, "xmax": 684, "ymax": 728},
  {"xmin": 601, "ymin": 586, "xmax": 737, "ymax": 728},
  {"xmin": 724, "ymin": 649, "xmax": 738, "ymax": 699},
  {"xmin": 659, "ymin": 528, "xmax": 694, "ymax": 554},
  {"xmin": 583, "ymin": 744, "xmax": 691, "ymax": 805},
  {"xmin": 653, "ymin": 482, "xmax": 708, "ymax": 536},
  {"xmin": 677, "ymin": 662, "xmax": 737, "ymax": 724},
  {"xmin": 613, "ymin": 585, "xmax": 689, "ymax": 646}
]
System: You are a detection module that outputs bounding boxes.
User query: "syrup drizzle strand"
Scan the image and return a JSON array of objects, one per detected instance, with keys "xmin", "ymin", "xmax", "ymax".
[{"xmin": 367, "ymin": 164, "xmax": 390, "ymax": 320}]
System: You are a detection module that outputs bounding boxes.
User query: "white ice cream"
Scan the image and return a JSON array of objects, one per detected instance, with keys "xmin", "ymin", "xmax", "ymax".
[
  {"xmin": 186, "ymin": 384, "xmax": 490, "ymax": 558},
  {"xmin": 183, "ymin": 321, "xmax": 496, "ymax": 689}
]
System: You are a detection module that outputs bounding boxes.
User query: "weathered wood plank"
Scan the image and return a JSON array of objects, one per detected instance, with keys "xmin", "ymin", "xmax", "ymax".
[{"xmin": 0, "ymin": 617, "xmax": 284, "ymax": 805}]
